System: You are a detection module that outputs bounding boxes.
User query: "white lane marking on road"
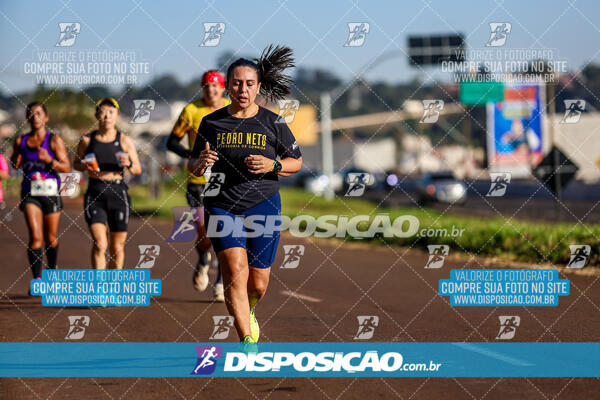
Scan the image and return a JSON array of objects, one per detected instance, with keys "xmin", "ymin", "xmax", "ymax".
[
  {"xmin": 280, "ymin": 290, "xmax": 322, "ymax": 303},
  {"xmin": 453, "ymin": 343, "xmax": 534, "ymax": 366}
]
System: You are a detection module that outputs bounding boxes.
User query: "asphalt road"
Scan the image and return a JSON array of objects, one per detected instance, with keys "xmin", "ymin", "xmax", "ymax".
[{"xmin": 1, "ymin": 200, "xmax": 600, "ymax": 399}]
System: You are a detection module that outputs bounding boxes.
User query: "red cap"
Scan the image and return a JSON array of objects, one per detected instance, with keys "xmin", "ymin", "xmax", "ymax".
[{"xmin": 202, "ymin": 71, "xmax": 225, "ymax": 88}]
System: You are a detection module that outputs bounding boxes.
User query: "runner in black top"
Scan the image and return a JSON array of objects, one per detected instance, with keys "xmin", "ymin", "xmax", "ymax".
[
  {"xmin": 11, "ymin": 102, "xmax": 70, "ymax": 289},
  {"xmin": 74, "ymin": 98, "xmax": 142, "ymax": 269},
  {"xmin": 189, "ymin": 45, "xmax": 302, "ymax": 343}
]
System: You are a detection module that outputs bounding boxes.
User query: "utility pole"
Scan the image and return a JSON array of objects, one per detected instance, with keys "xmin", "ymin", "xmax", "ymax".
[
  {"xmin": 547, "ymin": 76, "xmax": 561, "ymax": 199},
  {"xmin": 149, "ymin": 148, "xmax": 160, "ymax": 199},
  {"xmin": 320, "ymin": 92, "xmax": 334, "ymax": 200}
]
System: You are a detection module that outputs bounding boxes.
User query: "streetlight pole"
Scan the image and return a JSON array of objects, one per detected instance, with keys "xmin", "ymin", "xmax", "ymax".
[
  {"xmin": 320, "ymin": 92, "xmax": 334, "ymax": 200},
  {"xmin": 547, "ymin": 76, "xmax": 561, "ymax": 199}
]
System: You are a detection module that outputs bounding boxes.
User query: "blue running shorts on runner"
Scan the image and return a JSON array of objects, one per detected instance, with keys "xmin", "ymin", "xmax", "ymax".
[{"xmin": 204, "ymin": 192, "xmax": 281, "ymax": 269}]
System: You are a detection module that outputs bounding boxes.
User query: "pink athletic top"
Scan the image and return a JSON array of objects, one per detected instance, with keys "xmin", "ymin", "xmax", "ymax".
[{"xmin": 0, "ymin": 153, "xmax": 8, "ymax": 202}]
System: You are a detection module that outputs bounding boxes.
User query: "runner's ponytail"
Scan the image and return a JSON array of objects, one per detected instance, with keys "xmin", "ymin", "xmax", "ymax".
[
  {"xmin": 226, "ymin": 44, "xmax": 295, "ymax": 102},
  {"xmin": 255, "ymin": 44, "xmax": 295, "ymax": 101}
]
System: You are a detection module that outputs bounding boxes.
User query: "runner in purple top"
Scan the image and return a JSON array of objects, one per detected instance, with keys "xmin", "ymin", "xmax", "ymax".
[
  {"xmin": 11, "ymin": 102, "xmax": 70, "ymax": 288},
  {"xmin": 18, "ymin": 128, "xmax": 61, "ymax": 194}
]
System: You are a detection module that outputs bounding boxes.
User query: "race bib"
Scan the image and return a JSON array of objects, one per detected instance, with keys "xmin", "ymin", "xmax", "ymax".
[{"xmin": 31, "ymin": 177, "xmax": 58, "ymax": 196}]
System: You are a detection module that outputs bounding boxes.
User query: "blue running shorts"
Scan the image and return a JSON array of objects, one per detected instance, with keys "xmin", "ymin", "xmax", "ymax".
[{"xmin": 204, "ymin": 192, "xmax": 281, "ymax": 269}]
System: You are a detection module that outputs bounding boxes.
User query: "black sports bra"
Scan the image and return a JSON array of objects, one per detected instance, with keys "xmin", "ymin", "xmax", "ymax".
[{"xmin": 85, "ymin": 130, "xmax": 124, "ymax": 172}]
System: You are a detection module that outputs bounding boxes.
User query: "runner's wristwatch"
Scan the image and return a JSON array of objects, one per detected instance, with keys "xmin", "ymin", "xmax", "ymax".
[{"xmin": 273, "ymin": 160, "xmax": 282, "ymax": 173}]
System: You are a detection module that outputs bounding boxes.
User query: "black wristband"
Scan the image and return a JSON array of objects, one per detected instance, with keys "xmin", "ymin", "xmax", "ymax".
[{"xmin": 273, "ymin": 160, "xmax": 282, "ymax": 173}]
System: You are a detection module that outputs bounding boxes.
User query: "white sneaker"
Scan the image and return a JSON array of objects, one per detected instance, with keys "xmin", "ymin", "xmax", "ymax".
[
  {"xmin": 213, "ymin": 283, "xmax": 225, "ymax": 302},
  {"xmin": 193, "ymin": 262, "xmax": 210, "ymax": 292}
]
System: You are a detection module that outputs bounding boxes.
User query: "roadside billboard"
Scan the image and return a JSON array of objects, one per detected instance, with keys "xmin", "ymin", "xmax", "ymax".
[{"xmin": 486, "ymin": 82, "xmax": 545, "ymax": 177}]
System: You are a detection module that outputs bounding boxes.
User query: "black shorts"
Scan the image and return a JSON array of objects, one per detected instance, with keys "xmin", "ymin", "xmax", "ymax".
[
  {"xmin": 186, "ymin": 183, "xmax": 205, "ymax": 208},
  {"xmin": 20, "ymin": 193, "xmax": 63, "ymax": 215},
  {"xmin": 84, "ymin": 179, "xmax": 130, "ymax": 232}
]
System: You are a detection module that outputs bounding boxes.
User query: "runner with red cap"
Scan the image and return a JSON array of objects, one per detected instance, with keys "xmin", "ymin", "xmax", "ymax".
[{"xmin": 167, "ymin": 70, "xmax": 230, "ymax": 302}]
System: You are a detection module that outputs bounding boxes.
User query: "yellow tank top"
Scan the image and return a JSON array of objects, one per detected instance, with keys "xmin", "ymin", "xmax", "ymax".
[{"xmin": 171, "ymin": 98, "xmax": 230, "ymax": 184}]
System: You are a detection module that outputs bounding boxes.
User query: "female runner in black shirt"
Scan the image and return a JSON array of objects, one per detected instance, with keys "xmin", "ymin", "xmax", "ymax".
[
  {"xmin": 75, "ymin": 98, "xmax": 142, "ymax": 269},
  {"xmin": 189, "ymin": 45, "xmax": 302, "ymax": 343}
]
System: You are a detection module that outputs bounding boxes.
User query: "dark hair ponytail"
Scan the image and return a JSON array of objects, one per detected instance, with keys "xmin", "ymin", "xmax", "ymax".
[{"xmin": 226, "ymin": 44, "xmax": 295, "ymax": 102}]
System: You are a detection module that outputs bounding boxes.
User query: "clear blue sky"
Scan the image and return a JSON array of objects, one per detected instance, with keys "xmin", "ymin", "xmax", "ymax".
[{"xmin": 1, "ymin": 0, "xmax": 599, "ymax": 93}]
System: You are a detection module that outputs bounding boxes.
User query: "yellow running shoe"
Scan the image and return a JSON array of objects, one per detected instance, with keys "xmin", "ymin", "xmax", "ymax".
[
  {"xmin": 249, "ymin": 308, "xmax": 260, "ymax": 342},
  {"xmin": 241, "ymin": 335, "xmax": 257, "ymax": 354}
]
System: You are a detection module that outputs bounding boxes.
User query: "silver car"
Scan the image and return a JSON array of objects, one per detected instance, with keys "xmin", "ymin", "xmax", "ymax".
[{"xmin": 416, "ymin": 171, "xmax": 467, "ymax": 205}]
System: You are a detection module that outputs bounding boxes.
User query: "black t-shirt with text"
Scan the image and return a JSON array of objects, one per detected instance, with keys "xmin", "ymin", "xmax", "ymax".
[{"xmin": 190, "ymin": 106, "xmax": 302, "ymax": 213}]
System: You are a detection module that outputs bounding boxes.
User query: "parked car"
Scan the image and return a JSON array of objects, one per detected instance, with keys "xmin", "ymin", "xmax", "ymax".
[
  {"xmin": 416, "ymin": 171, "xmax": 467, "ymax": 205},
  {"xmin": 306, "ymin": 173, "xmax": 343, "ymax": 196}
]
